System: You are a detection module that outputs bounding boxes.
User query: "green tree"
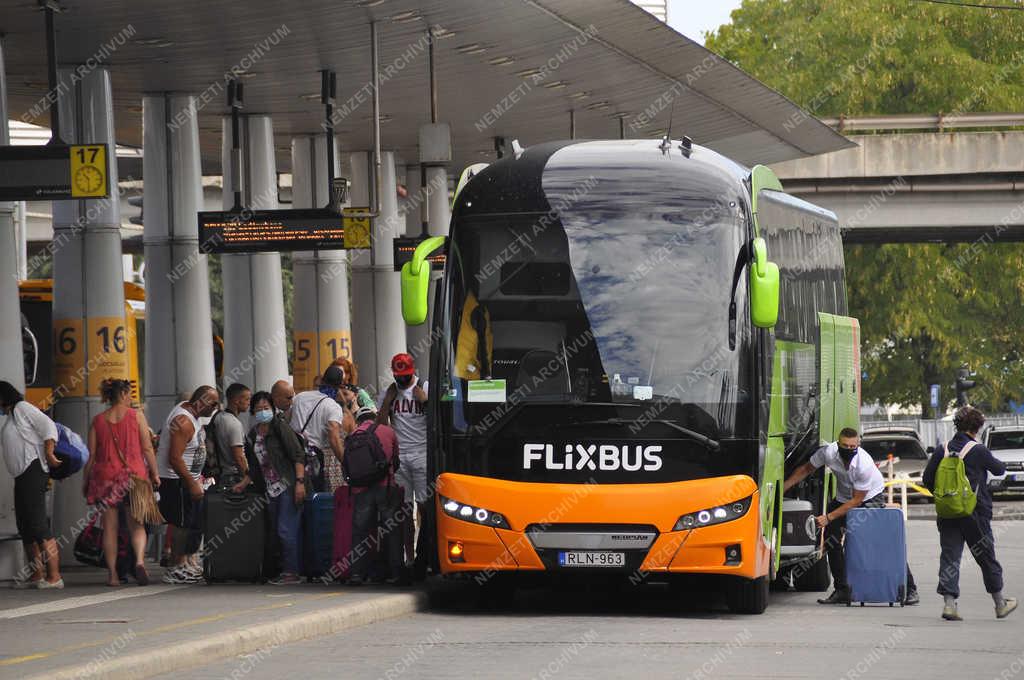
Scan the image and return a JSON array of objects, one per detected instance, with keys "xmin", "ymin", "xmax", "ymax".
[{"xmin": 707, "ymin": 1, "xmax": 1024, "ymax": 415}]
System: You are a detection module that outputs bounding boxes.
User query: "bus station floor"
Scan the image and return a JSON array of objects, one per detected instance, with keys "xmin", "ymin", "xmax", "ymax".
[
  {"xmin": 0, "ymin": 567, "xmax": 422, "ymax": 679},
  {"xmin": 2, "ymin": 519, "xmax": 1022, "ymax": 679},
  {"xmin": 158, "ymin": 520, "xmax": 1024, "ymax": 680}
]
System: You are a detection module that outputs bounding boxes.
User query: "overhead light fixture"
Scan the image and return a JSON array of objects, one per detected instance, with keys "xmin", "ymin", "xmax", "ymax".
[
  {"xmin": 361, "ymin": 113, "xmax": 393, "ymax": 122},
  {"xmin": 127, "ymin": 105, "xmax": 143, "ymax": 113},
  {"xmin": 236, "ymin": 72, "xmax": 258, "ymax": 79},
  {"xmin": 515, "ymin": 68, "xmax": 542, "ymax": 78},
  {"xmin": 569, "ymin": 91, "xmax": 590, "ymax": 99},
  {"xmin": 455, "ymin": 43, "xmax": 487, "ymax": 55},
  {"xmin": 430, "ymin": 25, "xmax": 455, "ymax": 39},
  {"xmin": 354, "ymin": 0, "xmax": 388, "ymax": 6},
  {"xmin": 609, "ymin": 111, "xmax": 631, "ymax": 119},
  {"xmin": 487, "ymin": 56, "xmax": 515, "ymax": 66},
  {"xmin": 542, "ymin": 80, "xmax": 568, "ymax": 89},
  {"xmin": 133, "ymin": 38, "xmax": 174, "ymax": 47},
  {"xmin": 299, "ymin": 93, "xmax": 321, "ymax": 101},
  {"xmin": 390, "ymin": 10, "xmax": 422, "ymax": 22},
  {"xmin": 585, "ymin": 100, "xmax": 611, "ymax": 110}
]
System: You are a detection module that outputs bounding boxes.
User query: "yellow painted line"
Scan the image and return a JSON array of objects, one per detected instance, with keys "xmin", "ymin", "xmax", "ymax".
[{"xmin": 0, "ymin": 591, "xmax": 342, "ymax": 668}]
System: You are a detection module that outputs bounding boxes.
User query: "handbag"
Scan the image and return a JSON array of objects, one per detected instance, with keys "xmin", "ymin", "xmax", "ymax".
[
  {"xmin": 73, "ymin": 514, "xmax": 105, "ymax": 567},
  {"xmin": 108, "ymin": 414, "xmax": 165, "ymax": 525}
]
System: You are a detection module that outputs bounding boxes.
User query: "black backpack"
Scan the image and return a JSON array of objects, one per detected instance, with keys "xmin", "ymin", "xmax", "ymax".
[
  {"xmin": 201, "ymin": 411, "xmax": 224, "ymax": 479},
  {"xmin": 342, "ymin": 424, "xmax": 392, "ymax": 488}
]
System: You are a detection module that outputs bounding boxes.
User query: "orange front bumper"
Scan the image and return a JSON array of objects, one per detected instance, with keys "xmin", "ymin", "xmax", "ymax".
[{"xmin": 435, "ymin": 473, "xmax": 770, "ymax": 580}]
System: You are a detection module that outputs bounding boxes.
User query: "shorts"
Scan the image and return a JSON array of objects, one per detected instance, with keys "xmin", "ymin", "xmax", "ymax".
[
  {"xmin": 158, "ymin": 477, "xmax": 201, "ymax": 530},
  {"xmin": 395, "ymin": 453, "xmax": 428, "ymax": 505},
  {"xmin": 15, "ymin": 459, "xmax": 51, "ymax": 543}
]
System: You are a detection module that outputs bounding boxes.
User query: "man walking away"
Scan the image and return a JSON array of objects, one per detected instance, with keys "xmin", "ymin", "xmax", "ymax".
[
  {"xmin": 784, "ymin": 427, "xmax": 919, "ymax": 605},
  {"xmin": 347, "ymin": 406, "xmax": 402, "ymax": 585},
  {"xmin": 210, "ymin": 383, "xmax": 251, "ymax": 490},
  {"xmin": 377, "ymin": 353, "xmax": 429, "ymax": 573},
  {"xmin": 156, "ymin": 386, "xmax": 220, "ymax": 584},
  {"xmin": 923, "ymin": 405, "xmax": 1016, "ymax": 621}
]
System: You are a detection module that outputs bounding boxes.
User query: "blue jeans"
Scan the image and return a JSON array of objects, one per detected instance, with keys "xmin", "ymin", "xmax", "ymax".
[{"xmin": 268, "ymin": 488, "xmax": 302, "ymax": 575}]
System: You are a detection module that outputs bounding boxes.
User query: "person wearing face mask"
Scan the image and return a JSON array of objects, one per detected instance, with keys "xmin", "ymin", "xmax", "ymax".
[
  {"xmin": 244, "ymin": 391, "xmax": 307, "ymax": 585},
  {"xmin": 377, "ymin": 353, "xmax": 429, "ymax": 571},
  {"xmin": 784, "ymin": 427, "xmax": 919, "ymax": 606}
]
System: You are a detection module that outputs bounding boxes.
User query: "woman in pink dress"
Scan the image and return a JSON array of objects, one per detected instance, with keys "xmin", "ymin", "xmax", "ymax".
[{"xmin": 82, "ymin": 379, "xmax": 160, "ymax": 586}]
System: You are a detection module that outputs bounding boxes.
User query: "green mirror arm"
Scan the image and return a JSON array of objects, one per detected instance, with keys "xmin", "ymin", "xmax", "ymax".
[{"xmin": 410, "ymin": 235, "xmax": 446, "ymax": 276}]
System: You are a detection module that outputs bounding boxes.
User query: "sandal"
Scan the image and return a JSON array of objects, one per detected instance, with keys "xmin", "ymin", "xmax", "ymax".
[{"xmin": 134, "ymin": 564, "xmax": 150, "ymax": 586}]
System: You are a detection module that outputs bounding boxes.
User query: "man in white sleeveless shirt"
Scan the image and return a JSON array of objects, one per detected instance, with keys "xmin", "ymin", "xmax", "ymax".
[{"xmin": 156, "ymin": 386, "xmax": 219, "ymax": 584}]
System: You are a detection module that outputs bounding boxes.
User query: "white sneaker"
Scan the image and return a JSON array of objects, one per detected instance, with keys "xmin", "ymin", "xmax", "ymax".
[{"xmin": 36, "ymin": 578, "xmax": 64, "ymax": 590}]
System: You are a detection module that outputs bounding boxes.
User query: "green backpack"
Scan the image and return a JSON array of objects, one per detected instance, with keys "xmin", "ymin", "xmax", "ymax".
[{"xmin": 933, "ymin": 441, "xmax": 978, "ymax": 519}]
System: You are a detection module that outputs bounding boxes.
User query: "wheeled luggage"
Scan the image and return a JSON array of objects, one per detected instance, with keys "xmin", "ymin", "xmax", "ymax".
[
  {"xmin": 203, "ymin": 487, "xmax": 267, "ymax": 582},
  {"xmin": 329, "ymin": 486, "xmax": 356, "ymax": 580},
  {"xmin": 302, "ymin": 491, "xmax": 335, "ymax": 577},
  {"xmin": 844, "ymin": 507, "xmax": 906, "ymax": 606}
]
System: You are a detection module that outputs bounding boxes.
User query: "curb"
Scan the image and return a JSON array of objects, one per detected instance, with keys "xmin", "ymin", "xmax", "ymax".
[{"xmin": 26, "ymin": 591, "xmax": 427, "ymax": 680}]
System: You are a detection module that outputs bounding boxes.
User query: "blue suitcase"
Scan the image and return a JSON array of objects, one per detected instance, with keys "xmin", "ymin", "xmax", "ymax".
[
  {"xmin": 302, "ymin": 491, "xmax": 335, "ymax": 577},
  {"xmin": 844, "ymin": 508, "xmax": 906, "ymax": 606}
]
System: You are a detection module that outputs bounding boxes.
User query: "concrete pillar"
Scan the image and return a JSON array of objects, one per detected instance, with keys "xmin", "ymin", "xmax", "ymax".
[
  {"xmin": 142, "ymin": 94, "xmax": 216, "ymax": 428},
  {"xmin": 220, "ymin": 115, "xmax": 289, "ymax": 391},
  {"xmin": 51, "ymin": 66, "xmax": 127, "ymax": 562},
  {"xmin": 0, "ymin": 37, "xmax": 25, "ymax": 578},
  {"xmin": 290, "ymin": 135, "xmax": 351, "ymax": 391},
  {"xmin": 349, "ymin": 151, "xmax": 406, "ymax": 392}
]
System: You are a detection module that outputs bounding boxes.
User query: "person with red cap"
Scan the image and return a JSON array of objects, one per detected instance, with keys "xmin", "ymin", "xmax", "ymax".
[{"xmin": 377, "ymin": 353, "xmax": 428, "ymax": 570}]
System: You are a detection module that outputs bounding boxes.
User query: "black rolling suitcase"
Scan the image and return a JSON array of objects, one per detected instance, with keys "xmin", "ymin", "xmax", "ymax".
[{"xmin": 203, "ymin": 487, "xmax": 267, "ymax": 582}]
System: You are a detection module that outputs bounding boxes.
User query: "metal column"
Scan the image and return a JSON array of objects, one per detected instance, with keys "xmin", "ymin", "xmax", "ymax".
[
  {"xmin": 219, "ymin": 115, "xmax": 289, "ymax": 391},
  {"xmin": 290, "ymin": 135, "xmax": 351, "ymax": 391},
  {"xmin": 51, "ymin": 66, "xmax": 127, "ymax": 562},
  {"xmin": 0, "ymin": 36, "xmax": 25, "ymax": 578},
  {"xmin": 349, "ymin": 150, "xmax": 405, "ymax": 392},
  {"xmin": 142, "ymin": 94, "xmax": 216, "ymax": 428}
]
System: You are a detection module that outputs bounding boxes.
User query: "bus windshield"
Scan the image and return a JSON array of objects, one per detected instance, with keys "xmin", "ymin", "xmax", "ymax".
[{"xmin": 440, "ymin": 156, "xmax": 754, "ymax": 441}]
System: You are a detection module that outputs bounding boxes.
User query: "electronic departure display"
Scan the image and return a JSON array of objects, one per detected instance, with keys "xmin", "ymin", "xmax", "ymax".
[
  {"xmin": 198, "ymin": 208, "xmax": 350, "ymax": 253},
  {"xmin": 393, "ymin": 235, "xmax": 446, "ymax": 272}
]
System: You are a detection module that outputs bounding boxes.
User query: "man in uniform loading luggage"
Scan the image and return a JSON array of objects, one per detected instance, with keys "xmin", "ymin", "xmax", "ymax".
[{"xmin": 784, "ymin": 427, "xmax": 920, "ymax": 605}]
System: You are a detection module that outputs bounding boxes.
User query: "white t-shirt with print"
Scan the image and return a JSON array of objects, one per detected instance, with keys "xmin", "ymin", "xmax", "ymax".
[
  {"xmin": 809, "ymin": 442, "xmax": 885, "ymax": 503},
  {"xmin": 378, "ymin": 379, "xmax": 428, "ymax": 459}
]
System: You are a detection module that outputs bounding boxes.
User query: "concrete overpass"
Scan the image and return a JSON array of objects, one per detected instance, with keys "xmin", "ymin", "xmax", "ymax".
[{"xmin": 770, "ymin": 114, "xmax": 1024, "ymax": 243}]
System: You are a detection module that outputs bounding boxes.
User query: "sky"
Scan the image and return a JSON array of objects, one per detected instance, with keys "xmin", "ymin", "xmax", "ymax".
[{"xmin": 666, "ymin": 0, "xmax": 745, "ymax": 44}]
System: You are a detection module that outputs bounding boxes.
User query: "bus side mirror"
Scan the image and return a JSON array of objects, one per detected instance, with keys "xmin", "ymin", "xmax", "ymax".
[
  {"xmin": 749, "ymin": 237, "xmax": 779, "ymax": 328},
  {"xmin": 400, "ymin": 235, "xmax": 446, "ymax": 325}
]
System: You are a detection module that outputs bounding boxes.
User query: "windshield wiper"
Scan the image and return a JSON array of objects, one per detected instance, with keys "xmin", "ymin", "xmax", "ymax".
[{"xmin": 569, "ymin": 417, "xmax": 721, "ymax": 452}]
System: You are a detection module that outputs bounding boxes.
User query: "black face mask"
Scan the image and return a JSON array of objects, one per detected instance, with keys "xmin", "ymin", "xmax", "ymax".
[
  {"xmin": 395, "ymin": 375, "xmax": 414, "ymax": 389},
  {"xmin": 838, "ymin": 445, "xmax": 858, "ymax": 465}
]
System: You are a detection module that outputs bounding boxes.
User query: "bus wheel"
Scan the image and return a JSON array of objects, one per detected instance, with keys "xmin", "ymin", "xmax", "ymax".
[
  {"xmin": 793, "ymin": 555, "xmax": 830, "ymax": 592},
  {"xmin": 726, "ymin": 575, "xmax": 768, "ymax": 614}
]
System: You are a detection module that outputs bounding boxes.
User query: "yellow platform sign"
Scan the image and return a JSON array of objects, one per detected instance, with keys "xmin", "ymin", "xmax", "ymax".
[
  {"xmin": 343, "ymin": 207, "xmax": 371, "ymax": 249},
  {"xmin": 293, "ymin": 330, "xmax": 354, "ymax": 391},
  {"xmin": 69, "ymin": 144, "xmax": 109, "ymax": 198}
]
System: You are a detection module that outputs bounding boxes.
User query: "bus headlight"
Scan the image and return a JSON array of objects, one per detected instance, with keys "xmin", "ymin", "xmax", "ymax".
[
  {"xmin": 673, "ymin": 495, "xmax": 753, "ymax": 531},
  {"xmin": 440, "ymin": 496, "xmax": 511, "ymax": 530}
]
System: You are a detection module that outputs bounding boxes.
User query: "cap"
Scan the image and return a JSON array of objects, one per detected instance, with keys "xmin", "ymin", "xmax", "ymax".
[
  {"xmin": 322, "ymin": 365, "xmax": 345, "ymax": 387},
  {"xmin": 354, "ymin": 405, "xmax": 377, "ymax": 421},
  {"xmin": 391, "ymin": 352, "xmax": 415, "ymax": 377}
]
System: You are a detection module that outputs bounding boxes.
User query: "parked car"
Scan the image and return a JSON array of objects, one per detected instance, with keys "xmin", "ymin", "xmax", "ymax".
[
  {"xmin": 983, "ymin": 426, "xmax": 1024, "ymax": 494},
  {"xmin": 860, "ymin": 426, "xmax": 930, "ymax": 499}
]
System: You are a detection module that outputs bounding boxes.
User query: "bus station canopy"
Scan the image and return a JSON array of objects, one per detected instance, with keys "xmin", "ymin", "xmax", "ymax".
[{"xmin": 1, "ymin": 0, "xmax": 854, "ymax": 174}]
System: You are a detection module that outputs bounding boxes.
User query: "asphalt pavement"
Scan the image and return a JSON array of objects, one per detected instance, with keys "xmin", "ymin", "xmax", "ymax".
[{"xmin": 154, "ymin": 520, "xmax": 1024, "ymax": 680}]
